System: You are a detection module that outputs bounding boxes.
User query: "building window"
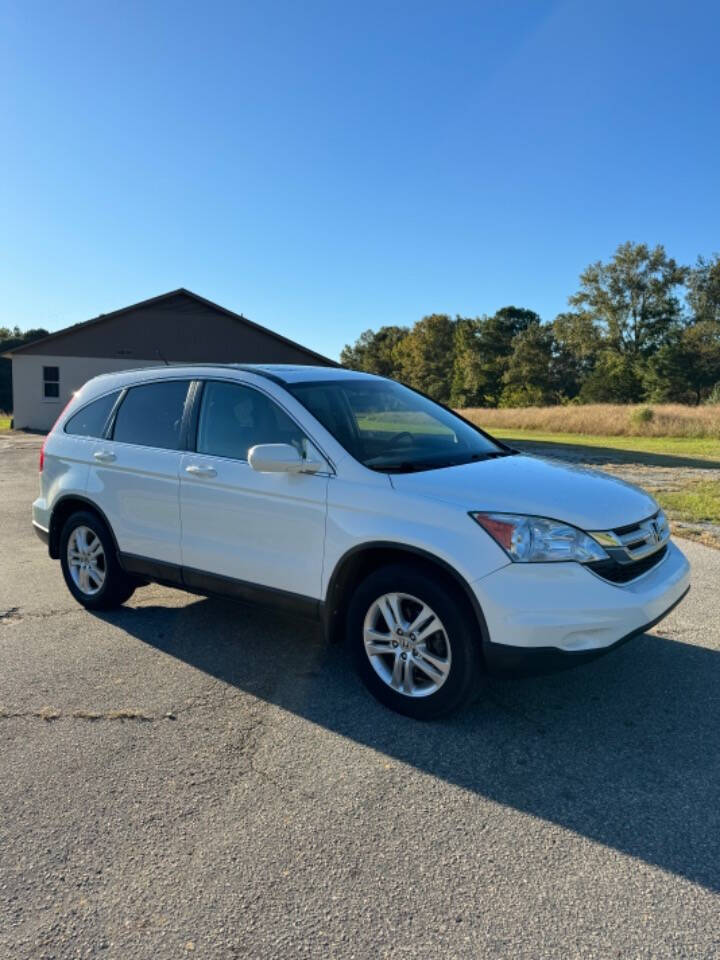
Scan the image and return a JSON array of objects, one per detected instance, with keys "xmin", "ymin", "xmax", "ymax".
[{"xmin": 43, "ymin": 366, "xmax": 60, "ymax": 399}]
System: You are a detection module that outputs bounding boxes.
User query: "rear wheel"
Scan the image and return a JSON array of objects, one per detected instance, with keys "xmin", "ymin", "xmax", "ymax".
[
  {"xmin": 59, "ymin": 510, "xmax": 136, "ymax": 610},
  {"xmin": 347, "ymin": 564, "xmax": 482, "ymax": 719}
]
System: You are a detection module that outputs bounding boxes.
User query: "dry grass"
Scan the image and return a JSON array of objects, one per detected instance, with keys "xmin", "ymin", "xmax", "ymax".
[
  {"xmin": 0, "ymin": 411, "xmax": 11, "ymax": 431},
  {"xmin": 460, "ymin": 404, "xmax": 720, "ymax": 439}
]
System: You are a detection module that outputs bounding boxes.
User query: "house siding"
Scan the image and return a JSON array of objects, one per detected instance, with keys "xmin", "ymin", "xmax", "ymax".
[{"xmin": 11, "ymin": 354, "xmax": 159, "ymax": 430}]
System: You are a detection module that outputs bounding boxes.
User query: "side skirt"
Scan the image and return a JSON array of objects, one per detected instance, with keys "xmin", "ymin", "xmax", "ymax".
[
  {"xmin": 118, "ymin": 552, "xmax": 321, "ymax": 621},
  {"xmin": 119, "ymin": 553, "xmax": 183, "ymax": 587}
]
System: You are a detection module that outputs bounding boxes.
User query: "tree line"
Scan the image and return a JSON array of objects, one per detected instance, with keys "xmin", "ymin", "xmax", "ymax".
[
  {"xmin": 0, "ymin": 326, "xmax": 49, "ymax": 412},
  {"xmin": 340, "ymin": 243, "xmax": 720, "ymax": 407}
]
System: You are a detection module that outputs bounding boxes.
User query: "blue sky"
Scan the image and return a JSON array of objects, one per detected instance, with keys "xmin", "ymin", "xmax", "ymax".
[{"xmin": 1, "ymin": 0, "xmax": 718, "ymax": 360}]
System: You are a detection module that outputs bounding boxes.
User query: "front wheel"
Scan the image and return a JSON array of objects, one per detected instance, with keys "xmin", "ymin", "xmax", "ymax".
[
  {"xmin": 59, "ymin": 510, "xmax": 137, "ymax": 610},
  {"xmin": 347, "ymin": 564, "xmax": 482, "ymax": 719}
]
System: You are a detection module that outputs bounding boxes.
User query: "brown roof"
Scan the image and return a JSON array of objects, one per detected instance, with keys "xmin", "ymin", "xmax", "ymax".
[{"xmin": 3, "ymin": 288, "xmax": 338, "ymax": 366}]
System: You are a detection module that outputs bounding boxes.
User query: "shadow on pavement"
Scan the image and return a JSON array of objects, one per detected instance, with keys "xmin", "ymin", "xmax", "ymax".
[
  {"xmin": 506, "ymin": 437, "xmax": 720, "ymax": 470},
  {"xmin": 99, "ymin": 596, "xmax": 720, "ymax": 892}
]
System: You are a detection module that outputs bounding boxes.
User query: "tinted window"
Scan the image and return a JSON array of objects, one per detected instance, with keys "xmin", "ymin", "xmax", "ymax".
[
  {"xmin": 289, "ymin": 378, "xmax": 507, "ymax": 472},
  {"xmin": 112, "ymin": 380, "xmax": 190, "ymax": 450},
  {"xmin": 65, "ymin": 392, "xmax": 120, "ymax": 438},
  {"xmin": 197, "ymin": 381, "xmax": 306, "ymax": 460}
]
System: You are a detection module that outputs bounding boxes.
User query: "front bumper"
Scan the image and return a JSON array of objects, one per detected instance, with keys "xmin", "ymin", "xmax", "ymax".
[{"xmin": 473, "ymin": 539, "xmax": 690, "ymax": 674}]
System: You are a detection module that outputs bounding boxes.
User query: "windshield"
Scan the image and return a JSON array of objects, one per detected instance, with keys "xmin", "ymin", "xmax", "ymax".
[{"xmin": 288, "ymin": 378, "xmax": 510, "ymax": 472}]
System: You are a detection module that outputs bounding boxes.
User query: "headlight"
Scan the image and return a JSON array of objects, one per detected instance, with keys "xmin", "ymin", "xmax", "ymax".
[{"xmin": 471, "ymin": 512, "xmax": 609, "ymax": 563}]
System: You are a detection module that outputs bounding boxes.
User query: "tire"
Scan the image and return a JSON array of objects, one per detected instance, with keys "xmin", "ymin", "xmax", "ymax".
[
  {"xmin": 59, "ymin": 510, "xmax": 137, "ymax": 610},
  {"xmin": 347, "ymin": 563, "xmax": 482, "ymax": 720}
]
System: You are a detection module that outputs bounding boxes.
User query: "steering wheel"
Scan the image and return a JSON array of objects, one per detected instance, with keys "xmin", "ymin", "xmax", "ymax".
[{"xmin": 386, "ymin": 431, "xmax": 414, "ymax": 447}]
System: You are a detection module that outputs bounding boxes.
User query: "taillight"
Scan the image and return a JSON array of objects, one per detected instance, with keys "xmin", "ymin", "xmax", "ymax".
[{"xmin": 39, "ymin": 440, "xmax": 46, "ymax": 472}]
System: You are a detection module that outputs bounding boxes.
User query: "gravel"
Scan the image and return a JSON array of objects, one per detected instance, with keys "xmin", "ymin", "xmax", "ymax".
[{"xmin": 1, "ymin": 434, "xmax": 718, "ymax": 959}]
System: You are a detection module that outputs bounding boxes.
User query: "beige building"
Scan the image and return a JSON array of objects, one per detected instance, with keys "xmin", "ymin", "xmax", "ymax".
[{"xmin": 5, "ymin": 289, "xmax": 337, "ymax": 430}]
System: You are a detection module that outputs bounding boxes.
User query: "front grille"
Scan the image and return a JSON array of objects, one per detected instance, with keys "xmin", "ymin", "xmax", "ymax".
[
  {"xmin": 587, "ymin": 544, "xmax": 668, "ymax": 584},
  {"xmin": 587, "ymin": 510, "xmax": 671, "ymax": 584}
]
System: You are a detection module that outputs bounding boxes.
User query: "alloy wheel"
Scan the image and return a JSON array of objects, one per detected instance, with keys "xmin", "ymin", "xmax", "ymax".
[
  {"xmin": 67, "ymin": 525, "xmax": 106, "ymax": 596},
  {"xmin": 363, "ymin": 592, "xmax": 452, "ymax": 698}
]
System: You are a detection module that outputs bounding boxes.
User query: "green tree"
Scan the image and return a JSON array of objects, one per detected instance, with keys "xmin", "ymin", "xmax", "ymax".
[
  {"xmin": 477, "ymin": 307, "xmax": 541, "ymax": 405},
  {"xmin": 687, "ymin": 254, "xmax": 720, "ymax": 325},
  {"xmin": 551, "ymin": 311, "xmax": 602, "ymax": 397},
  {"xmin": 500, "ymin": 323, "xmax": 559, "ymax": 407},
  {"xmin": 569, "ymin": 242, "xmax": 687, "ymax": 358},
  {"xmin": 0, "ymin": 327, "xmax": 50, "ymax": 413},
  {"xmin": 393, "ymin": 313, "xmax": 456, "ymax": 403},
  {"xmin": 450, "ymin": 306, "xmax": 541, "ymax": 407},
  {"xmin": 644, "ymin": 321, "xmax": 720, "ymax": 404},
  {"xmin": 450, "ymin": 317, "xmax": 485, "ymax": 407},
  {"xmin": 578, "ymin": 351, "xmax": 645, "ymax": 403},
  {"xmin": 340, "ymin": 325, "xmax": 409, "ymax": 377}
]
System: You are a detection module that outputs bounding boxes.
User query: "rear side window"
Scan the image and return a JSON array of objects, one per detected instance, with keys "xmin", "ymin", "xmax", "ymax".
[
  {"xmin": 64, "ymin": 392, "xmax": 120, "ymax": 438},
  {"xmin": 196, "ymin": 380, "xmax": 306, "ymax": 460},
  {"xmin": 112, "ymin": 380, "xmax": 190, "ymax": 450}
]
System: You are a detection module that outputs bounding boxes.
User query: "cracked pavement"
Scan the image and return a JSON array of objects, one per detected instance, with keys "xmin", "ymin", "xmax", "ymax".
[{"xmin": 1, "ymin": 434, "xmax": 719, "ymax": 959}]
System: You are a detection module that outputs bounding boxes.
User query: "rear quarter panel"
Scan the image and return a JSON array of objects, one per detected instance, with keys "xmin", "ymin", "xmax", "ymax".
[{"xmin": 34, "ymin": 432, "xmax": 92, "ymax": 528}]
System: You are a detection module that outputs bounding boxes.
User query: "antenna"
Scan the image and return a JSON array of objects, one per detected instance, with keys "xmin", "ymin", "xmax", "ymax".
[{"xmin": 155, "ymin": 348, "xmax": 170, "ymax": 366}]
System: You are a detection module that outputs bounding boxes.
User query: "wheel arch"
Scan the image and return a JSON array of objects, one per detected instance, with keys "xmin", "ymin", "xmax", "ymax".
[
  {"xmin": 323, "ymin": 541, "xmax": 491, "ymax": 653},
  {"xmin": 48, "ymin": 495, "xmax": 121, "ymax": 560}
]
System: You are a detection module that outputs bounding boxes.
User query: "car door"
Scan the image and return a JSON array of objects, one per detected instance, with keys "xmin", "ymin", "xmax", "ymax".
[
  {"xmin": 179, "ymin": 378, "xmax": 329, "ymax": 605},
  {"xmin": 85, "ymin": 378, "xmax": 192, "ymax": 573}
]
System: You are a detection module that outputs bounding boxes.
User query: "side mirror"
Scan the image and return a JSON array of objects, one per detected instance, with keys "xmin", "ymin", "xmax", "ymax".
[{"xmin": 248, "ymin": 443, "xmax": 324, "ymax": 474}]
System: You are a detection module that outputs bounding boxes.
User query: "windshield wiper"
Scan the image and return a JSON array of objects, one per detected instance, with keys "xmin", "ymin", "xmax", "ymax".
[
  {"xmin": 375, "ymin": 458, "xmax": 477, "ymax": 473},
  {"xmin": 373, "ymin": 461, "xmax": 435, "ymax": 473},
  {"xmin": 454, "ymin": 450, "xmax": 516, "ymax": 464}
]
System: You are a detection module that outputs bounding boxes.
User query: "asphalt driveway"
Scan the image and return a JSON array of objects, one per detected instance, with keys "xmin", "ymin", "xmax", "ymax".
[{"xmin": 1, "ymin": 433, "xmax": 719, "ymax": 959}]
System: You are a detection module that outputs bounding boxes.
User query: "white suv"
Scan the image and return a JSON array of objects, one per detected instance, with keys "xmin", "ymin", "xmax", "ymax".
[{"xmin": 33, "ymin": 364, "xmax": 690, "ymax": 718}]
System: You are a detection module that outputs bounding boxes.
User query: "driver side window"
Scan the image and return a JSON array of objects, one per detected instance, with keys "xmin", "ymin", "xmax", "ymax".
[{"xmin": 196, "ymin": 381, "xmax": 306, "ymax": 461}]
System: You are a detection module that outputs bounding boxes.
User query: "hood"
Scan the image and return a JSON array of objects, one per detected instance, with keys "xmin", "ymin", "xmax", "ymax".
[{"xmin": 389, "ymin": 454, "xmax": 657, "ymax": 531}]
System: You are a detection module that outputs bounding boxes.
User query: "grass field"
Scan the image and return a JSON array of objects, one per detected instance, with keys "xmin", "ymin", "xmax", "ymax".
[
  {"xmin": 484, "ymin": 428, "xmax": 720, "ymax": 461},
  {"xmin": 656, "ymin": 481, "xmax": 720, "ymax": 526},
  {"xmin": 462, "ymin": 403, "xmax": 720, "ymax": 439}
]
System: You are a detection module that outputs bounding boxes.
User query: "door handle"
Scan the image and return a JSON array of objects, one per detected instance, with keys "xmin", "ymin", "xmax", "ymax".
[
  {"xmin": 185, "ymin": 464, "xmax": 217, "ymax": 478},
  {"xmin": 93, "ymin": 450, "xmax": 116, "ymax": 463}
]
